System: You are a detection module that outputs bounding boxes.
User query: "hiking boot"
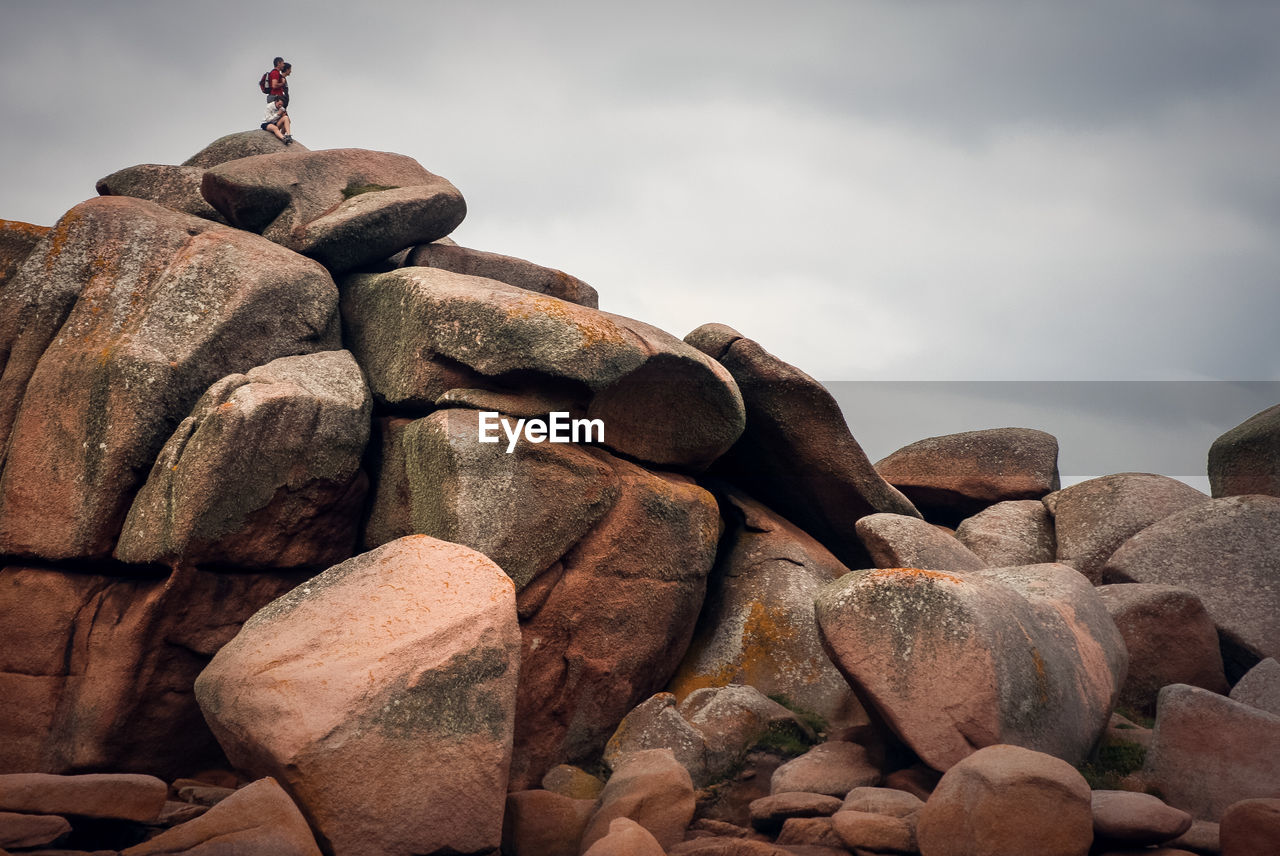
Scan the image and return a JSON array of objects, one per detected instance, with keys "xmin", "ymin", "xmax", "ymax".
[{"xmin": 283, "ymin": 134, "xmax": 293, "ymax": 144}]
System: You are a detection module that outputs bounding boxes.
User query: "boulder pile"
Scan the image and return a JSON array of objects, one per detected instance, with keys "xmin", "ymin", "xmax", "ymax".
[{"xmin": 0, "ymin": 129, "xmax": 1276, "ymax": 855}]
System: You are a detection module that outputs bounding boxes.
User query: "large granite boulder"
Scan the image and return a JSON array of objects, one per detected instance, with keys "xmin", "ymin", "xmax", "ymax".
[
  {"xmin": 1231, "ymin": 658, "xmax": 1280, "ymax": 717},
  {"xmin": 875, "ymin": 427, "xmax": 1060, "ymax": 524},
  {"xmin": 1209, "ymin": 403, "xmax": 1280, "ymax": 499},
  {"xmin": 195, "ymin": 536, "xmax": 522, "ymax": 856},
  {"xmin": 182, "ymin": 130, "xmax": 308, "ymax": 168},
  {"xmin": 0, "ymin": 564, "xmax": 304, "ymax": 777},
  {"xmin": 0, "ymin": 218, "xmax": 48, "ymax": 287},
  {"xmin": 343, "ymin": 268, "xmax": 744, "ymax": 469},
  {"xmin": 1044, "ymin": 473, "xmax": 1209, "ymax": 583},
  {"xmin": 96, "ymin": 164, "xmax": 228, "ymax": 223},
  {"xmin": 579, "ymin": 749, "xmax": 696, "ymax": 854},
  {"xmin": 115, "ymin": 350, "xmax": 371, "ymax": 569},
  {"xmin": 0, "ymin": 772, "xmax": 167, "ymax": 821},
  {"xmin": 815, "ymin": 563, "xmax": 1126, "ymax": 770},
  {"xmin": 0, "ymin": 197, "xmax": 340, "ymax": 561},
  {"xmin": 855, "ymin": 512, "xmax": 986, "ymax": 571},
  {"xmin": 1143, "ymin": 684, "xmax": 1280, "ymax": 821},
  {"xmin": 916, "ymin": 745, "xmax": 1093, "ymax": 856},
  {"xmin": 955, "ymin": 499, "xmax": 1056, "ymax": 567},
  {"xmin": 686, "ymin": 323, "xmax": 919, "ymax": 569},
  {"xmin": 202, "ymin": 148, "xmax": 465, "ymax": 272},
  {"xmin": 1103, "ymin": 494, "xmax": 1280, "ymax": 677},
  {"xmin": 669, "ymin": 489, "xmax": 863, "ymax": 730},
  {"xmin": 405, "ymin": 241, "xmax": 599, "ymax": 307},
  {"xmin": 1095, "ymin": 584, "xmax": 1228, "ymax": 716}
]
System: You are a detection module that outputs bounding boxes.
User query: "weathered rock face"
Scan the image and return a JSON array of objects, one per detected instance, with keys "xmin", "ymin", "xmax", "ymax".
[
  {"xmin": 1143, "ymin": 684, "xmax": 1280, "ymax": 821},
  {"xmin": 0, "ymin": 197, "xmax": 340, "ymax": 561},
  {"xmin": 955, "ymin": 499, "xmax": 1056, "ymax": 567},
  {"xmin": 121, "ymin": 777, "xmax": 322, "ymax": 856},
  {"xmin": 511, "ymin": 455, "xmax": 722, "ymax": 788},
  {"xmin": 195, "ymin": 536, "xmax": 522, "ymax": 856},
  {"xmin": 855, "ymin": 512, "xmax": 986, "ymax": 571},
  {"xmin": 1095, "ymin": 584, "xmax": 1228, "ymax": 716},
  {"xmin": 0, "ymin": 772, "xmax": 167, "ymax": 823},
  {"xmin": 915, "ymin": 745, "xmax": 1093, "ymax": 856},
  {"xmin": 1091, "ymin": 790, "xmax": 1193, "ymax": 847},
  {"xmin": 343, "ymin": 268, "xmax": 744, "ymax": 469},
  {"xmin": 669, "ymin": 490, "xmax": 863, "ymax": 729},
  {"xmin": 815, "ymin": 563, "xmax": 1126, "ymax": 771},
  {"xmin": 502, "ymin": 789, "xmax": 595, "ymax": 856},
  {"xmin": 202, "ymin": 148, "xmax": 466, "ymax": 272},
  {"xmin": 182, "ymin": 130, "xmax": 308, "ymax": 168},
  {"xmin": 1220, "ymin": 798, "xmax": 1280, "ymax": 856},
  {"xmin": 875, "ymin": 427, "xmax": 1061, "ymax": 524},
  {"xmin": 686, "ymin": 323, "xmax": 919, "ymax": 569},
  {"xmin": 0, "ymin": 564, "xmax": 304, "ymax": 777},
  {"xmin": 579, "ymin": 749, "xmax": 696, "ymax": 853},
  {"xmin": 1102, "ymin": 494, "xmax": 1280, "ymax": 677},
  {"xmin": 770, "ymin": 742, "xmax": 880, "ymax": 797},
  {"xmin": 1209, "ymin": 404, "xmax": 1280, "ymax": 499},
  {"xmin": 96, "ymin": 164, "xmax": 229, "ymax": 224},
  {"xmin": 0, "ymin": 218, "xmax": 48, "ymax": 287},
  {"xmin": 405, "ymin": 241, "xmax": 600, "ymax": 307},
  {"xmin": 1231, "ymin": 658, "xmax": 1280, "ymax": 717},
  {"xmin": 115, "ymin": 350, "xmax": 371, "ymax": 569},
  {"xmin": 1044, "ymin": 472, "xmax": 1209, "ymax": 583}
]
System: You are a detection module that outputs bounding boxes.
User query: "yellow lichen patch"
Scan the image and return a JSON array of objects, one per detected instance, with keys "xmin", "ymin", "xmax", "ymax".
[
  {"xmin": 504, "ymin": 292, "xmax": 623, "ymax": 349},
  {"xmin": 669, "ymin": 600, "xmax": 812, "ymax": 702},
  {"xmin": 868, "ymin": 567, "xmax": 966, "ymax": 585}
]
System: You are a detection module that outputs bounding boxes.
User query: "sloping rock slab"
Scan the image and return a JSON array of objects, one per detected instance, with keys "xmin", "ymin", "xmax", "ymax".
[
  {"xmin": 122, "ymin": 777, "xmax": 321, "ymax": 856},
  {"xmin": 343, "ymin": 269, "xmax": 744, "ymax": 469},
  {"xmin": 669, "ymin": 489, "xmax": 862, "ymax": 730},
  {"xmin": 0, "ymin": 197, "xmax": 340, "ymax": 561},
  {"xmin": 855, "ymin": 512, "xmax": 986, "ymax": 571},
  {"xmin": 116, "ymin": 350, "xmax": 370, "ymax": 569},
  {"xmin": 815, "ymin": 563, "xmax": 1125, "ymax": 770},
  {"xmin": 1045, "ymin": 473, "xmax": 1209, "ymax": 582},
  {"xmin": 0, "ymin": 773, "xmax": 166, "ymax": 821},
  {"xmin": 1209, "ymin": 403, "xmax": 1280, "ymax": 499},
  {"xmin": 96, "ymin": 164, "xmax": 228, "ymax": 224},
  {"xmin": 1143, "ymin": 684, "xmax": 1280, "ymax": 821},
  {"xmin": 686, "ymin": 323, "xmax": 919, "ymax": 569},
  {"xmin": 0, "ymin": 218, "xmax": 48, "ymax": 287},
  {"xmin": 182, "ymin": 130, "xmax": 308, "ymax": 168},
  {"xmin": 201, "ymin": 148, "xmax": 465, "ymax": 272},
  {"xmin": 1231, "ymin": 658, "xmax": 1280, "ymax": 717},
  {"xmin": 875, "ymin": 427, "xmax": 1060, "ymax": 524},
  {"xmin": 405, "ymin": 241, "xmax": 599, "ymax": 307},
  {"xmin": 195, "ymin": 536, "xmax": 521, "ymax": 856},
  {"xmin": 1103, "ymin": 494, "xmax": 1280, "ymax": 676},
  {"xmin": 0, "ymin": 564, "xmax": 305, "ymax": 777}
]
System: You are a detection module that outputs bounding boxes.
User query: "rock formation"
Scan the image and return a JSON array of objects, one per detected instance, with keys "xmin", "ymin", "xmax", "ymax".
[{"xmin": 0, "ymin": 129, "xmax": 1276, "ymax": 856}]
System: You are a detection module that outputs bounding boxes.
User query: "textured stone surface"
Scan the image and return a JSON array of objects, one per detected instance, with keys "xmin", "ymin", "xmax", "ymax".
[
  {"xmin": 748, "ymin": 793, "xmax": 843, "ymax": 835},
  {"xmin": 1103, "ymin": 494, "xmax": 1280, "ymax": 676},
  {"xmin": 686, "ymin": 323, "xmax": 919, "ymax": 569},
  {"xmin": 855, "ymin": 512, "xmax": 986, "ymax": 571},
  {"xmin": 116, "ymin": 350, "xmax": 371, "ymax": 568},
  {"xmin": 1220, "ymin": 798, "xmax": 1280, "ymax": 856},
  {"xmin": 1143, "ymin": 684, "xmax": 1280, "ymax": 821},
  {"xmin": 0, "ymin": 564, "xmax": 304, "ymax": 777},
  {"xmin": 816, "ymin": 563, "xmax": 1126, "ymax": 770},
  {"xmin": 344, "ymin": 269, "xmax": 744, "ymax": 469},
  {"xmin": 121, "ymin": 777, "xmax": 321, "ymax": 856},
  {"xmin": 956, "ymin": 499, "xmax": 1056, "ymax": 567},
  {"xmin": 1045, "ymin": 473, "xmax": 1209, "ymax": 582},
  {"xmin": 830, "ymin": 809, "xmax": 916, "ymax": 853},
  {"xmin": 1209, "ymin": 403, "xmax": 1280, "ymax": 499},
  {"xmin": 916, "ymin": 745, "xmax": 1093, "ymax": 856},
  {"xmin": 1096, "ymin": 584, "xmax": 1228, "ymax": 715},
  {"xmin": 1092, "ymin": 790, "xmax": 1193, "ymax": 845},
  {"xmin": 0, "ymin": 218, "xmax": 49, "ymax": 288},
  {"xmin": 841, "ymin": 786, "xmax": 925, "ymax": 817},
  {"xmin": 603, "ymin": 693, "xmax": 709, "ymax": 784},
  {"xmin": 582, "ymin": 817, "xmax": 666, "ymax": 856},
  {"xmin": 196, "ymin": 536, "xmax": 521, "ymax": 856},
  {"xmin": 0, "ymin": 197, "xmax": 340, "ymax": 561},
  {"xmin": 770, "ymin": 742, "xmax": 880, "ymax": 797},
  {"xmin": 0, "ymin": 773, "xmax": 166, "ymax": 822},
  {"xmin": 405, "ymin": 241, "xmax": 599, "ymax": 307},
  {"xmin": 0, "ymin": 812, "xmax": 71, "ymax": 849},
  {"xmin": 202, "ymin": 148, "xmax": 465, "ymax": 272},
  {"xmin": 502, "ymin": 789, "xmax": 595, "ymax": 856},
  {"xmin": 1230, "ymin": 658, "xmax": 1280, "ymax": 717},
  {"xmin": 579, "ymin": 750, "xmax": 695, "ymax": 853},
  {"xmin": 182, "ymin": 130, "xmax": 307, "ymax": 168},
  {"xmin": 96, "ymin": 164, "xmax": 228, "ymax": 223},
  {"xmin": 669, "ymin": 489, "xmax": 862, "ymax": 730},
  {"xmin": 875, "ymin": 427, "xmax": 1060, "ymax": 523}
]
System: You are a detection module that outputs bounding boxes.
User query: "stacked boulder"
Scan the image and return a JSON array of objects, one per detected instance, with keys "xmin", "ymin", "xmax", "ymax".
[{"xmin": 2, "ymin": 127, "xmax": 1279, "ymax": 855}]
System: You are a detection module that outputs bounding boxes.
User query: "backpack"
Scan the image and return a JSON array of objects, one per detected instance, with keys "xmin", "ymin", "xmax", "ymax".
[{"xmin": 258, "ymin": 71, "xmax": 272, "ymax": 94}]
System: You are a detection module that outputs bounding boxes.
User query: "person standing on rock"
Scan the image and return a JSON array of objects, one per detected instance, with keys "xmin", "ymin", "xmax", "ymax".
[
  {"xmin": 261, "ymin": 96, "xmax": 293, "ymax": 144},
  {"xmin": 265, "ymin": 57, "xmax": 290, "ymax": 107}
]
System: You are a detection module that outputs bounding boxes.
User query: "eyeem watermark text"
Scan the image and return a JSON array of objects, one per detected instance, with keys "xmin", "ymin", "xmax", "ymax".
[{"xmin": 478, "ymin": 411, "xmax": 604, "ymax": 453}]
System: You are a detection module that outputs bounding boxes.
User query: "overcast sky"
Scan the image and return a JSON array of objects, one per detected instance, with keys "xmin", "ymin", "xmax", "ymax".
[{"xmin": 3, "ymin": 1, "xmax": 1277, "ymax": 478}]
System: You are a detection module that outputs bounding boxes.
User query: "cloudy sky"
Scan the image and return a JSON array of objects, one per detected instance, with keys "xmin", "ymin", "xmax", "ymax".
[{"xmin": 3, "ymin": 1, "xmax": 1277, "ymax": 475}]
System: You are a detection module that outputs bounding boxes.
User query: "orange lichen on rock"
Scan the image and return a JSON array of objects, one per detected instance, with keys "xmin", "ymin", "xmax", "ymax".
[{"xmin": 868, "ymin": 567, "xmax": 966, "ymax": 585}]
